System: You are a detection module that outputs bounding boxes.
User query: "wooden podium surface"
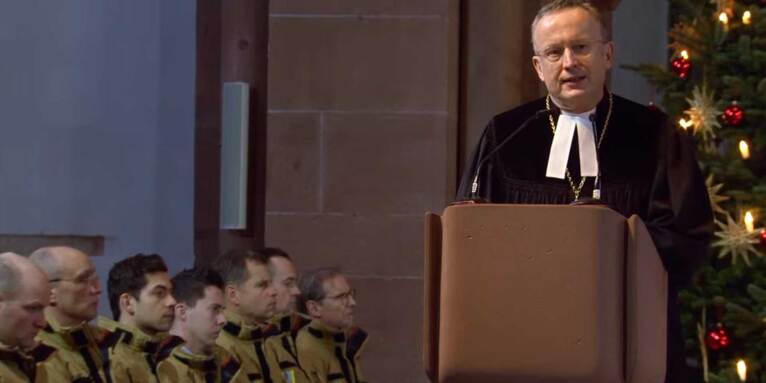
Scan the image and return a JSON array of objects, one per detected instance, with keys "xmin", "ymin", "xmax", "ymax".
[{"xmin": 424, "ymin": 204, "xmax": 666, "ymax": 383}]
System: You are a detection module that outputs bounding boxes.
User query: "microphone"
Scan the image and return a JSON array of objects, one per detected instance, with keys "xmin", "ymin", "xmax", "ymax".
[{"xmin": 470, "ymin": 109, "xmax": 550, "ymax": 199}]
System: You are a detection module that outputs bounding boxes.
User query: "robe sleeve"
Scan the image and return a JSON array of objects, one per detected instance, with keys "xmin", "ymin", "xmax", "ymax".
[
  {"xmin": 645, "ymin": 120, "xmax": 714, "ymax": 285},
  {"xmin": 456, "ymin": 119, "xmax": 497, "ymax": 202}
]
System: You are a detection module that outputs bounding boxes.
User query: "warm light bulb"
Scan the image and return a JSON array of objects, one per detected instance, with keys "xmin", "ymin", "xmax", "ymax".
[
  {"xmin": 679, "ymin": 118, "xmax": 693, "ymax": 130},
  {"xmin": 743, "ymin": 11, "xmax": 752, "ymax": 25},
  {"xmin": 737, "ymin": 359, "xmax": 747, "ymax": 381},
  {"xmin": 680, "ymin": 50, "xmax": 689, "ymax": 60},
  {"xmin": 745, "ymin": 211, "xmax": 755, "ymax": 233},
  {"xmin": 739, "ymin": 140, "xmax": 750, "ymax": 159},
  {"xmin": 719, "ymin": 12, "xmax": 729, "ymax": 25}
]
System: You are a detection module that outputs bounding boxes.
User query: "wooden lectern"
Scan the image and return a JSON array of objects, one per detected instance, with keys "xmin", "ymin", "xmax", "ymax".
[{"xmin": 424, "ymin": 204, "xmax": 667, "ymax": 383}]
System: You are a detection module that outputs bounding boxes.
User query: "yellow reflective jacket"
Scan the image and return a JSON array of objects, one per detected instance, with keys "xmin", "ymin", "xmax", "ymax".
[
  {"xmin": 0, "ymin": 343, "xmax": 37, "ymax": 383},
  {"xmin": 33, "ymin": 314, "xmax": 108, "ymax": 383},
  {"xmin": 216, "ymin": 310, "xmax": 283, "ymax": 383},
  {"xmin": 155, "ymin": 335, "xmax": 249, "ymax": 383},
  {"xmin": 295, "ymin": 321, "xmax": 367, "ymax": 383},
  {"xmin": 97, "ymin": 317, "xmax": 164, "ymax": 383},
  {"xmin": 263, "ymin": 314, "xmax": 310, "ymax": 383}
]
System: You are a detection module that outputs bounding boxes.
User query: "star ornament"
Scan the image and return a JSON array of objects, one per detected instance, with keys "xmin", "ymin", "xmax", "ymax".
[
  {"xmin": 712, "ymin": 214, "xmax": 762, "ymax": 266},
  {"xmin": 706, "ymin": 174, "xmax": 730, "ymax": 216},
  {"xmin": 684, "ymin": 86, "xmax": 721, "ymax": 144}
]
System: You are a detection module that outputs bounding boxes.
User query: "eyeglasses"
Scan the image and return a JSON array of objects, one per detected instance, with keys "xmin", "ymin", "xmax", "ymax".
[
  {"xmin": 49, "ymin": 273, "xmax": 99, "ymax": 287},
  {"xmin": 536, "ymin": 40, "xmax": 606, "ymax": 63},
  {"xmin": 324, "ymin": 289, "xmax": 356, "ymax": 305}
]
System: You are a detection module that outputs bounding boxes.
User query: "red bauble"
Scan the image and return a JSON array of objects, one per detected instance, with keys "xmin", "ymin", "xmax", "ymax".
[
  {"xmin": 671, "ymin": 57, "xmax": 691, "ymax": 79},
  {"xmin": 706, "ymin": 324, "xmax": 731, "ymax": 351},
  {"xmin": 723, "ymin": 103, "xmax": 745, "ymax": 126},
  {"xmin": 760, "ymin": 229, "xmax": 766, "ymax": 250}
]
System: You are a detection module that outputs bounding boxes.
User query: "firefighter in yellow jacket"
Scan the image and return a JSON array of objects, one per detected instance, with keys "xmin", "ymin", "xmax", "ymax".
[
  {"xmin": 29, "ymin": 247, "xmax": 109, "ymax": 382},
  {"xmin": 0, "ymin": 253, "xmax": 50, "ymax": 383},
  {"xmin": 296, "ymin": 269, "xmax": 367, "ymax": 383},
  {"xmin": 262, "ymin": 248, "xmax": 310, "ymax": 383},
  {"xmin": 215, "ymin": 249, "xmax": 283, "ymax": 383},
  {"xmin": 156, "ymin": 268, "xmax": 249, "ymax": 383},
  {"xmin": 100, "ymin": 253, "xmax": 177, "ymax": 382}
]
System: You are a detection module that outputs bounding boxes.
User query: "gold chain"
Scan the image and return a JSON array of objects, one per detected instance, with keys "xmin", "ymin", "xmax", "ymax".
[{"xmin": 545, "ymin": 92, "xmax": 613, "ymax": 201}]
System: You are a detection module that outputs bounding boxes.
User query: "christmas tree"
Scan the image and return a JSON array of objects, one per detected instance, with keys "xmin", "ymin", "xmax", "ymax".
[{"xmin": 628, "ymin": 0, "xmax": 766, "ymax": 381}]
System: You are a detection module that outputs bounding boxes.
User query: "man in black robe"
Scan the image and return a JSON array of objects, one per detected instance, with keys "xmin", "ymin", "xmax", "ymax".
[{"xmin": 456, "ymin": 1, "xmax": 714, "ymax": 382}]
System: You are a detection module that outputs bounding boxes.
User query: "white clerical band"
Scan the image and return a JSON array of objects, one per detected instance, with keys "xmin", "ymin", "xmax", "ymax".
[{"xmin": 545, "ymin": 109, "xmax": 599, "ymax": 179}]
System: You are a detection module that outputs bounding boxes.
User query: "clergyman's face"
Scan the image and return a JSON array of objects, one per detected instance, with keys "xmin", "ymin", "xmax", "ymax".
[
  {"xmin": 130, "ymin": 272, "xmax": 176, "ymax": 334},
  {"xmin": 531, "ymin": 7, "xmax": 613, "ymax": 112}
]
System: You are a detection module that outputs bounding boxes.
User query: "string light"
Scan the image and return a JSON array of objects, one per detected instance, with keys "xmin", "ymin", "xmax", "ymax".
[
  {"xmin": 679, "ymin": 118, "xmax": 694, "ymax": 130},
  {"xmin": 719, "ymin": 12, "xmax": 729, "ymax": 25},
  {"xmin": 742, "ymin": 11, "xmax": 752, "ymax": 25},
  {"xmin": 744, "ymin": 211, "xmax": 755, "ymax": 233},
  {"xmin": 739, "ymin": 140, "xmax": 750, "ymax": 159},
  {"xmin": 680, "ymin": 50, "xmax": 690, "ymax": 60},
  {"xmin": 737, "ymin": 359, "xmax": 747, "ymax": 381}
]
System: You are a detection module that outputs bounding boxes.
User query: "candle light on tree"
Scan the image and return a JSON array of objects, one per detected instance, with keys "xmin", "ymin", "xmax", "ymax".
[
  {"xmin": 739, "ymin": 140, "xmax": 750, "ymax": 159},
  {"xmin": 744, "ymin": 211, "xmax": 755, "ymax": 233},
  {"xmin": 736, "ymin": 359, "xmax": 747, "ymax": 381},
  {"xmin": 742, "ymin": 10, "xmax": 752, "ymax": 25},
  {"xmin": 679, "ymin": 118, "xmax": 694, "ymax": 130},
  {"xmin": 719, "ymin": 12, "xmax": 729, "ymax": 29}
]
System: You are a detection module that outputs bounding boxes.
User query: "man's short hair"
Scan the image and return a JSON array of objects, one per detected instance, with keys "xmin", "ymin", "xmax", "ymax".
[
  {"xmin": 531, "ymin": 0, "xmax": 608, "ymax": 49},
  {"xmin": 171, "ymin": 268, "xmax": 224, "ymax": 308},
  {"xmin": 107, "ymin": 253, "xmax": 169, "ymax": 320},
  {"xmin": 28, "ymin": 247, "xmax": 62, "ymax": 280},
  {"xmin": 261, "ymin": 247, "xmax": 292, "ymax": 262},
  {"xmin": 215, "ymin": 249, "xmax": 269, "ymax": 286},
  {"xmin": 297, "ymin": 267, "xmax": 342, "ymax": 314},
  {"xmin": 0, "ymin": 253, "xmax": 22, "ymax": 298}
]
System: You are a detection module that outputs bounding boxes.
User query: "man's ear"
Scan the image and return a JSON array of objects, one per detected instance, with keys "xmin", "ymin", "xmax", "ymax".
[
  {"xmin": 532, "ymin": 56, "xmax": 545, "ymax": 82},
  {"xmin": 119, "ymin": 292, "xmax": 135, "ymax": 317},
  {"xmin": 49, "ymin": 285, "xmax": 58, "ymax": 306},
  {"xmin": 225, "ymin": 284, "xmax": 238, "ymax": 306},
  {"xmin": 174, "ymin": 303, "xmax": 187, "ymax": 322},
  {"xmin": 603, "ymin": 40, "xmax": 615, "ymax": 70},
  {"xmin": 306, "ymin": 300, "xmax": 322, "ymax": 318}
]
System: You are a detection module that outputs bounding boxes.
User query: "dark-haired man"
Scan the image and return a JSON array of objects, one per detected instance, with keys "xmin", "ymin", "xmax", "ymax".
[
  {"xmin": 156, "ymin": 268, "xmax": 247, "ymax": 383},
  {"xmin": 215, "ymin": 249, "xmax": 283, "ymax": 383},
  {"xmin": 296, "ymin": 268, "xmax": 366, "ymax": 383},
  {"xmin": 99, "ymin": 253, "xmax": 176, "ymax": 383}
]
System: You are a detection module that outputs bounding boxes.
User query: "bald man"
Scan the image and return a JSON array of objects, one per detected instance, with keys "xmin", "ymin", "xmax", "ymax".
[
  {"xmin": 28, "ymin": 246, "xmax": 108, "ymax": 383},
  {"xmin": 0, "ymin": 252, "xmax": 50, "ymax": 382}
]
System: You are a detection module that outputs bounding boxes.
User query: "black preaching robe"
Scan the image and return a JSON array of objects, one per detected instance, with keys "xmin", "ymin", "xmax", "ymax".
[{"xmin": 457, "ymin": 93, "xmax": 714, "ymax": 382}]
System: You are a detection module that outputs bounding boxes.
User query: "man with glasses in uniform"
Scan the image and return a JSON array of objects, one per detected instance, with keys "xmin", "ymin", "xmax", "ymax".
[
  {"xmin": 295, "ymin": 268, "xmax": 366, "ymax": 383},
  {"xmin": 29, "ymin": 246, "xmax": 109, "ymax": 382},
  {"xmin": 456, "ymin": 1, "xmax": 713, "ymax": 381}
]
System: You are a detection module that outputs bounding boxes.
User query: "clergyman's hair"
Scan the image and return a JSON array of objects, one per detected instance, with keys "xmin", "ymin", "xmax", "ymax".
[
  {"xmin": 171, "ymin": 268, "xmax": 224, "ymax": 308},
  {"xmin": 297, "ymin": 267, "xmax": 342, "ymax": 314},
  {"xmin": 108, "ymin": 253, "xmax": 169, "ymax": 320},
  {"xmin": 531, "ymin": 0, "xmax": 608, "ymax": 50},
  {"xmin": 28, "ymin": 247, "xmax": 63, "ymax": 280},
  {"xmin": 0, "ymin": 253, "xmax": 22, "ymax": 298},
  {"xmin": 214, "ymin": 249, "xmax": 268, "ymax": 286}
]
